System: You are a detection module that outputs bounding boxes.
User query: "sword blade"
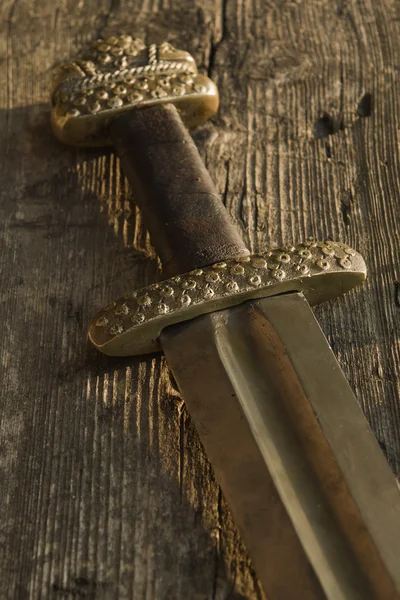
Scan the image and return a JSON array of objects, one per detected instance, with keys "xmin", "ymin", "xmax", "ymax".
[{"xmin": 160, "ymin": 293, "xmax": 400, "ymax": 600}]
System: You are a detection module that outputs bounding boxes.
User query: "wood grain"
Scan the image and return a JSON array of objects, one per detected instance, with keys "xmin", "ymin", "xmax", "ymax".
[{"xmin": 0, "ymin": 0, "xmax": 400, "ymax": 598}]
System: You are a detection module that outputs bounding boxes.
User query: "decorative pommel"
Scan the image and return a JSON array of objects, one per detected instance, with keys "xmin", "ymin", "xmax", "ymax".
[
  {"xmin": 89, "ymin": 241, "xmax": 367, "ymax": 357},
  {"xmin": 51, "ymin": 36, "xmax": 219, "ymax": 146}
]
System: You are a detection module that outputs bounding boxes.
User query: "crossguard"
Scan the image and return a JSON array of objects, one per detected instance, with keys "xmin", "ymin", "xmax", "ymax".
[
  {"xmin": 51, "ymin": 36, "xmax": 218, "ymax": 146},
  {"xmin": 89, "ymin": 241, "xmax": 366, "ymax": 356}
]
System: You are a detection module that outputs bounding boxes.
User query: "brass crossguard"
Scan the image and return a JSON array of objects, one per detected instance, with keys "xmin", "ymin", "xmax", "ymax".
[
  {"xmin": 51, "ymin": 36, "xmax": 218, "ymax": 146},
  {"xmin": 89, "ymin": 241, "xmax": 366, "ymax": 356}
]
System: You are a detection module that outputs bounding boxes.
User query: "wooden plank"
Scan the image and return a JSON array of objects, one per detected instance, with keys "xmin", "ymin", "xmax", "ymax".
[{"xmin": 0, "ymin": 0, "xmax": 399, "ymax": 598}]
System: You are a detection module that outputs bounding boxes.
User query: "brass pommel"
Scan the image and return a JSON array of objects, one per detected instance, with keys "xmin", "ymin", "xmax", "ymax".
[{"xmin": 50, "ymin": 36, "xmax": 219, "ymax": 146}]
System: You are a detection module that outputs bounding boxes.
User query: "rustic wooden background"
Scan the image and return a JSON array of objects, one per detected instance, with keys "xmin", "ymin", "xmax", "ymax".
[{"xmin": 1, "ymin": 0, "xmax": 400, "ymax": 598}]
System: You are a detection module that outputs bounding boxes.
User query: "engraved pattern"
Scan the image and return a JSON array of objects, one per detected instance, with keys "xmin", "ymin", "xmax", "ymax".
[
  {"xmin": 51, "ymin": 36, "xmax": 216, "ymax": 127},
  {"xmin": 88, "ymin": 241, "xmax": 367, "ymax": 357}
]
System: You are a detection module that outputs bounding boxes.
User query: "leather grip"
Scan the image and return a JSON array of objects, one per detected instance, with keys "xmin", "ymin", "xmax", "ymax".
[{"xmin": 110, "ymin": 104, "xmax": 249, "ymax": 277}]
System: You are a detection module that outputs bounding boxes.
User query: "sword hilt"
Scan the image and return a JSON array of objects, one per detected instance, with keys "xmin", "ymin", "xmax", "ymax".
[{"xmin": 51, "ymin": 37, "xmax": 367, "ymax": 357}]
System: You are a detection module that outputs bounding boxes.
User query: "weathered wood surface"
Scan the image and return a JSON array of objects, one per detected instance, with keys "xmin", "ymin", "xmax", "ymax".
[{"xmin": 1, "ymin": 0, "xmax": 400, "ymax": 598}]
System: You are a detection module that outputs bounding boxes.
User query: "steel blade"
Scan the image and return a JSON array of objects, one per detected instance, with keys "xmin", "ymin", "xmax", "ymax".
[{"xmin": 160, "ymin": 293, "xmax": 400, "ymax": 600}]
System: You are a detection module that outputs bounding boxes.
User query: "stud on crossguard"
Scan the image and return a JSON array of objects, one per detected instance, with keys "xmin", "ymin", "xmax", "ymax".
[{"xmin": 51, "ymin": 36, "xmax": 400, "ymax": 600}]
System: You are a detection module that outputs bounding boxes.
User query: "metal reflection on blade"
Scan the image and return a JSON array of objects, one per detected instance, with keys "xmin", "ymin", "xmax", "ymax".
[{"xmin": 160, "ymin": 292, "xmax": 400, "ymax": 600}]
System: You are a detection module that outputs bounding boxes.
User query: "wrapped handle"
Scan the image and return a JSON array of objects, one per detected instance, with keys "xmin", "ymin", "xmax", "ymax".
[{"xmin": 110, "ymin": 103, "xmax": 249, "ymax": 277}]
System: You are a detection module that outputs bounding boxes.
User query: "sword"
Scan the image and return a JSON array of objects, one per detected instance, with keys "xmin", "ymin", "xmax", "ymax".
[{"xmin": 51, "ymin": 36, "xmax": 400, "ymax": 599}]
